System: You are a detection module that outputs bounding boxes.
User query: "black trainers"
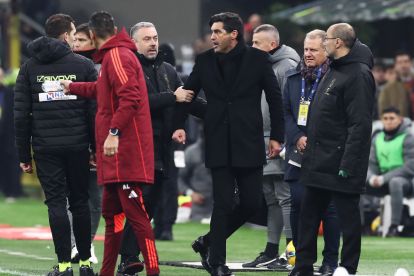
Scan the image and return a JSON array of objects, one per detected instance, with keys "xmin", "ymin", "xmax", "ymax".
[
  {"xmin": 267, "ymin": 256, "xmax": 288, "ymax": 270},
  {"xmin": 116, "ymin": 259, "xmax": 145, "ymax": 276},
  {"xmin": 191, "ymin": 236, "xmax": 211, "ymax": 273},
  {"xmin": 79, "ymin": 265, "xmax": 98, "ymax": 276},
  {"xmin": 242, "ymin": 252, "xmax": 277, "ymax": 268},
  {"xmin": 46, "ymin": 266, "xmax": 73, "ymax": 276}
]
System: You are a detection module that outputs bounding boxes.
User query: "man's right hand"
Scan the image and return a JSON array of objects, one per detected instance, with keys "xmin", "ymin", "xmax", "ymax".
[
  {"xmin": 172, "ymin": 129, "xmax": 186, "ymax": 144},
  {"xmin": 191, "ymin": 192, "xmax": 205, "ymax": 205},
  {"xmin": 296, "ymin": 136, "xmax": 307, "ymax": 152},
  {"xmin": 60, "ymin": 80, "xmax": 72, "ymax": 94},
  {"xmin": 174, "ymin": 86, "xmax": 194, "ymax": 102},
  {"xmin": 20, "ymin": 162, "xmax": 33, "ymax": 174}
]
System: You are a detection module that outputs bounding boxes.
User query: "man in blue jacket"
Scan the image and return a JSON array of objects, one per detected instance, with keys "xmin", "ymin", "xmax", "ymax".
[{"xmin": 283, "ymin": 29, "xmax": 340, "ymax": 276}]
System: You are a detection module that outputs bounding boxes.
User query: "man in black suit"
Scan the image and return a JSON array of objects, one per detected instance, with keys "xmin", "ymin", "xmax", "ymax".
[{"xmin": 172, "ymin": 12, "xmax": 284, "ymax": 276}]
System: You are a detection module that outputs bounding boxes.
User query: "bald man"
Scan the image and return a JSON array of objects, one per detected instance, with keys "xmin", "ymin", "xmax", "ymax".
[{"xmin": 290, "ymin": 23, "xmax": 375, "ymax": 276}]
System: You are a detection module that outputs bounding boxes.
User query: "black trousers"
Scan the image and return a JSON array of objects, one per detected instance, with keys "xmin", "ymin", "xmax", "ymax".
[
  {"xmin": 119, "ymin": 171, "xmax": 164, "ymax": 256},
  {"xmin": 153, "ymin": 164, "xmax": 179, "ymax": 236},
  {"xmin": 203, "ymin": 166, "xmax": 263, "ymax": 266},
  {"xmin": 289, "ymin": 180, "xmax": 340, "ymax": 268},
  {"xmin": 34, "ymin": 149, "xmax": 91, "ymax": 262},
  {"xmin": 295, "ymin": 186, "xmax": 361, "ymax": 274}
]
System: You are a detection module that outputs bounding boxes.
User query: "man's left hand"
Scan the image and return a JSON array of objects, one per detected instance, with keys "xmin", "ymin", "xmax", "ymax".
[
  {"xmin": 268, "ymin": 139, "xmax": 282, "ymax": 159},
  {"xmin": 103, "ymin": 134, "xmax": 119, "ymax": 157}
]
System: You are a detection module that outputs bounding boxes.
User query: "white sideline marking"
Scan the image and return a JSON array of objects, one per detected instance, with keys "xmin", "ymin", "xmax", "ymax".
[
  {"xmin": 0, "ymin": 249, "xmax": 54, "ymax": 260},
  {"xmin": 0, "ymin": 267, "xmax": 41, "ymax": 276}
]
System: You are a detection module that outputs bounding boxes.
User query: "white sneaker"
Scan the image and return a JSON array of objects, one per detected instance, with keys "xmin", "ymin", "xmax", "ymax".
[
  {"xmin": 89, "ymin": 243, "xmax": 98, "ymax": 264},
  {"xmin": 71, "ymin": 246, "xmax": 78, "ymax": 259}
]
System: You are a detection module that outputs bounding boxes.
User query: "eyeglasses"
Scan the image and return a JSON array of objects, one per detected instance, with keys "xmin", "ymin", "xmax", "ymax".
[{"xmin": 324, "ymin": 37, "xmax": 338, "ymax": 41}]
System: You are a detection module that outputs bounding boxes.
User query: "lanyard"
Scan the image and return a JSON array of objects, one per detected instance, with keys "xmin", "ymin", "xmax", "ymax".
[{"xmin": 301, "ymin": 67, "xmax": 322, "ymax": 102}]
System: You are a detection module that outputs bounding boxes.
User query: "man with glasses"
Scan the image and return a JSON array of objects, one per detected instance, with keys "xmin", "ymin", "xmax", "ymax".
[{"xmin": 290, "ymin": 23, "xmax": 375, "ymax": 276}]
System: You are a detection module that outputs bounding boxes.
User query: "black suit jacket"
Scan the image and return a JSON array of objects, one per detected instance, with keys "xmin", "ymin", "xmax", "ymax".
[{"xmin": 175, "ymin": 44, "xmax": 284, "ymax": 168}]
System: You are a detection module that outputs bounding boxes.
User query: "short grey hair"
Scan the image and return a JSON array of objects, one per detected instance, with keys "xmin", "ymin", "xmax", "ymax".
[
  {"xmin": 305, "ymin": 29, "xmax": 326, "ymax": 41},
  {"xmin": 130, "ymin": 22, "xmax": 155, "ymax": 38},
  {"xmin": 253, "ymin": 24, "xmax": 280, "ymax": 44}
]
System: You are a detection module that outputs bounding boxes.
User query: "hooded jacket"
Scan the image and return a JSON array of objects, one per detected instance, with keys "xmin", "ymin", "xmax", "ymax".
[
  {"xmin": 367, "ymin": 118, "xmax": 414, "ymax": 183},
  {"xmin": 69, "ymin": 29, "xmax": 154, "ymax": 185},
  {"xmin": 300, "ymin": 40, "xmax": 375, "ymax": 194},
  {"xmin": 262, "ymin": 45, "xmax": 300, "ymax": 175},
  {"xmin": 14, "ymin": 36, "xmax": 97, "ymax": 163}
]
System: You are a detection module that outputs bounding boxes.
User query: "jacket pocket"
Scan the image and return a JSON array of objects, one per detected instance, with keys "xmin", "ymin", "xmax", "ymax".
[{"xmin": 312, "ymin": 142, "xmax": 344, "ymax": 175}]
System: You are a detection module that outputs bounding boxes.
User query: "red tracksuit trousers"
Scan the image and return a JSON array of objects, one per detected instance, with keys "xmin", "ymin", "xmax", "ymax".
[{"xmin": 100, "ymin": 183, "xmax": 159, "ymax": 276}]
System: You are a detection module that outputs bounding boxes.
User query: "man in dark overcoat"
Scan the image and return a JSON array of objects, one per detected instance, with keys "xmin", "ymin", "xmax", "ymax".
[{"xmin": 172, "ymin": 12, "xmax": 284, "ymax": 276}]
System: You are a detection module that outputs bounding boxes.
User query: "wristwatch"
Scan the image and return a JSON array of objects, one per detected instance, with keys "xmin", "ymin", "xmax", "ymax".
[{"xmin": 109, "ymin": 128, "xmax": 120, "ymax": 136}]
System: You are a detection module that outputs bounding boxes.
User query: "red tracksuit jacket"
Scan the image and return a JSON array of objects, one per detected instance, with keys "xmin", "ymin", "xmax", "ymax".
[{"xmin": 70, "ymin": 29, "xmax": 154, "ymax": 185}]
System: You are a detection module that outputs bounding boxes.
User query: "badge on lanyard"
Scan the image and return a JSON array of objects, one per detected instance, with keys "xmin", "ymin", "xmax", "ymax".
[
  {"xmin": 298, "ymin": 100, "xmax": 310, "ymax": 126},
  {"xmin": 297, "ymin": 67, "xmax": 322, "ymax": 127}
]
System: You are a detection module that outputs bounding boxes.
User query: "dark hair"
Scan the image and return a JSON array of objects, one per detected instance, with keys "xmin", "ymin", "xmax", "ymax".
[
  {"xmin": 209, "ymin": 12, "xmax": 244, "ymax": 42},
  {"xmin": 394, "ymin": 50, "xmax": 411, "ymax": 61},
  {"xmin": 382, "ymin": 106, "xmax": 400, "ymax": 115},
  {"xmin": 45, "ymin": 14, "xmax": 75, "ymax": 39},
  {"xmin": 88, "ymin": 11, "xmax": 115, "ymax": 39},
  {"xmin": 76, "ymin": 23, "xmax": 91, "ymax": 38}
]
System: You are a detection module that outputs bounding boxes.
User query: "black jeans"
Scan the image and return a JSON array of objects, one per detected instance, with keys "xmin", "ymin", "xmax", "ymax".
[
  {"xmin": 289, "ymin": 180, "xmax": 340, "ymax": 268},
  {"xmin": 34, "ymin": 149, "xmax": 91, "ymax": 262},
  {"xmin": 203, "ymin": 166, "xmax": 263, "ymax": 267},
  {"xmin": 295, "ymin": 186, "xmax": 361, "ymax": 274}
]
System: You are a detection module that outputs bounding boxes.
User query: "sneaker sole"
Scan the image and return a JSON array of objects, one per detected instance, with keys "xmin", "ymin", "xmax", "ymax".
[{"xmin": 118, "ymin": 263, "xmax": 144, "ymax": 275}]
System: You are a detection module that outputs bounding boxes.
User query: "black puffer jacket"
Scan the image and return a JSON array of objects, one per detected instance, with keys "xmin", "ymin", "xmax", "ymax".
[
  {"xmin": 300, "ymin": 40, "xmax": 375, "ymax": 194},
  {"xmin": 137, "ymin": 53, "xmax": 206, "ymax": 173},
  {"xmin": 14, "ymin": 37, "xmax": 97, "ymax": 163}
]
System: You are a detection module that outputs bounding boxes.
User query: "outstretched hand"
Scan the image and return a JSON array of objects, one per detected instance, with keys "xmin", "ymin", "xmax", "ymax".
[{"xmin": 60, "ymin": 80, "xmax": 72, "ymax": 94}]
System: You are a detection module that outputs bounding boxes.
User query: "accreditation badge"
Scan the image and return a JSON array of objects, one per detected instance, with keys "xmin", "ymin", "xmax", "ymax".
[{"xmin": 297, "ymin": 101, "xmax": 310, "ymax": 126}]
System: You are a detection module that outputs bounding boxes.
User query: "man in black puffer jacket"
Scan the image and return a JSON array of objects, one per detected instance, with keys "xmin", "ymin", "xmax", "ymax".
[
  {"xmin": 116, "ymin": 21, "xmax": 206, "ymax": 276},
  {"xmin": 14, "ymin": 14, "xmax": 97, "ymax": 276},
  {"xmin": 291, "ymin": 23, "xmax": 375, "ymax": 276}
]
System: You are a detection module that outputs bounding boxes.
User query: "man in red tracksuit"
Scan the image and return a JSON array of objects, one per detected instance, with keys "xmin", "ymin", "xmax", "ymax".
[{"xmin": 61, "ymin": 11, "xmax": 159, "ymax": 276}]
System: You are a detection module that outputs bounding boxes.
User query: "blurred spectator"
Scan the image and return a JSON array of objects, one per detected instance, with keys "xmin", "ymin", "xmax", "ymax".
[
  {"xmin": 244, "ymin": 13, "xmax": 262, "ymax": 45},
  {"xmin": 366, "ymin": 107, "xmax": 414, "ymax": 237},
  {"xmin": 378, "ymin": 51, "xmax": 414, "ymax": 118},
  {"xmin": 178, "ymin": 125, "xmax": 213, "ymax": 221},
  {"xmin": 159, "ymin": 43, "xmax": 176, "ymax": 66},
  {"xmin": 192, "ymin": 34, "xmax": 214, "ymax": 56},
  {"xmin": 384, "ymin": 64, "xmax": 397, "ymax": 83},
  {"xmin": 0, "ymin": 68, "xmax": 23, "ymax": 200},
  {"xmin": 372, "ymin": 61, "xmax": 387, "ymax": 120}
]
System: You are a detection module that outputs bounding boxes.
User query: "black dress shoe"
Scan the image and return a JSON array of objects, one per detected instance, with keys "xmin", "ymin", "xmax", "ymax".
[
  {"xmin": 191, "ymin": 236, "xmax": 211, "ymax": 272},
  {"xmin": 386, "ymin": 224, "xmax": 400, "ymax": 237},
  {"xmin": 157, "ymin": 230, "xmax": 173, "ymax": 241},
  {"xmin": 319, "ymin": 264, "xmax": 335, "ymax": 276},
  {"xmin": 288, "ymin": 267, "xmax": 314, "ymax": 276},
  {"xmin": 210, "ymin": 264, "xmax": 234, "ymax": 276}
]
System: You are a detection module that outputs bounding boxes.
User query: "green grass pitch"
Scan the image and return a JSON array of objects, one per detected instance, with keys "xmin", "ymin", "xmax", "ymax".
[{"xmin": 0, "ymin": 198, "xmax": 413, "ymax": 275}]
